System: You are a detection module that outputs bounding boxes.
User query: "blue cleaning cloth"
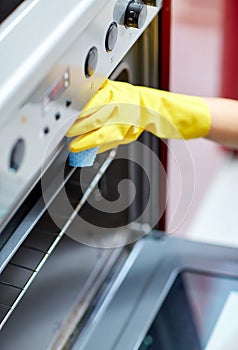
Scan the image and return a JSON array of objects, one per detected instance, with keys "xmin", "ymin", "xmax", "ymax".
[{"xmin": 68, "ymin": 147, "xmax": 98, "ymax": 167}]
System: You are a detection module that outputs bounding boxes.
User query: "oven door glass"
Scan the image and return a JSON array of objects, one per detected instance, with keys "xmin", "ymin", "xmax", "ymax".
[{"xmin": 139, "ymin": 271, "xmax": 238, "ymax": 350}]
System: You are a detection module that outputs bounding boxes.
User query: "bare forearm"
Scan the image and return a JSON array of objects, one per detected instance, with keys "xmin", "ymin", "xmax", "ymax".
[{"xmin": 204, "ymin": 97, "xmax": 238, "ymax": 148}]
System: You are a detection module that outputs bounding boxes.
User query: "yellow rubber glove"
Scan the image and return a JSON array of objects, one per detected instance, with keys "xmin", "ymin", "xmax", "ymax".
[{"xmin": 67, "ymin": 79, "xmax": 211, "ymax": 154}]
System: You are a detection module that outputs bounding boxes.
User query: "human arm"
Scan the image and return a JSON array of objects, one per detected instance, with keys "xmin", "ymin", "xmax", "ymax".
[
  {"xmin": 204, "ymin": 97, "xmax": 238, "ymax": 149},
  {"xmin": 67, "ymin": 80, "xmax": 238, "ymax": 154},
  {"xmin": 67, "ymin": 79, "xmax": 210, "ymax": 153}
]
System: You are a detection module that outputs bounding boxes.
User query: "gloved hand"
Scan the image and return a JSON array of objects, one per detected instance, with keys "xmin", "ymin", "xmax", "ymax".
[{"xmin": 67, "ymin": 79, "xmax": 211, "ymax": 154}]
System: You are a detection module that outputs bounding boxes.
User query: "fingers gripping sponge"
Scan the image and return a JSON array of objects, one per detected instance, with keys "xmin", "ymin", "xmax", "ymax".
[{"xmin": 68, "ymin": 147, "xmax": 98, "ymax": 167}]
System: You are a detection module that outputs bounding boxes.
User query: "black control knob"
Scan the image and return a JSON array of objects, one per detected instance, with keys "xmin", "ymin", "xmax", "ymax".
[
  {"xmin": 10, "ymin": 138, "xmax": 25, "ymax": 172},
  {"xmin": 124, "ymin": 1, "xmax": 147, "ymax": 29}
]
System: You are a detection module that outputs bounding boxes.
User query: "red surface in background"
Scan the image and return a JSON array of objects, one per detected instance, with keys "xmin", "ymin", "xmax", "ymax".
[
  {"xmin": 221, "ymin": 1, "xmax": 238, "ymax": 99},
  {"xmin": 158, "ymin": 0, "xmax": 171, "ymax": 231},
  {"xmin": 221, "ymin": 1, "xmax": 238, "ymax": 154}
]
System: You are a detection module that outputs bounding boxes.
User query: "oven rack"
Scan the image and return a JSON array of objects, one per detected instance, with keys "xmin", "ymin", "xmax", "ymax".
[{"xmin": 0, "ymin": 149, "xmax": 117, "ymax": 331}]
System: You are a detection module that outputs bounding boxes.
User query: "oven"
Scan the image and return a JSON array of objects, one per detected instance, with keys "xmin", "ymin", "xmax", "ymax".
[
  {"xmin": 2, "ymin": 1, "xmax": 238, "ymax": 350},
  {"xmin": 0, "ymin": 1, "xmax": 165, "ymax": 349}
]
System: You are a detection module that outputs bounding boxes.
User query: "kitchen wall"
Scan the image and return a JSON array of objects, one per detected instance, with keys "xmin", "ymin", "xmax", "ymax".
[{"xmin": 166, "ymin": 0, "xmax": 226, "ymax": 237}]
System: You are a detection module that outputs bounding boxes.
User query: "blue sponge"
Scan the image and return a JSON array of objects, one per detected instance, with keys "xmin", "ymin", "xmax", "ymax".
[{"xmin": 68, "ymin": 147, "xmax": 98, "ymax": 167}]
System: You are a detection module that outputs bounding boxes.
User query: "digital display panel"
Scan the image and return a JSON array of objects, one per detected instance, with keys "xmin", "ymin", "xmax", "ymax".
[{"xmin": 43, "ymin": 69, "xmax": 70, "ymax": 108}]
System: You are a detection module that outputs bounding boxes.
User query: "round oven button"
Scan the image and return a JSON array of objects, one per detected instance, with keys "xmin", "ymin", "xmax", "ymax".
[
  {"xmin": 125, "ymin": 1, "xmax": 147, "ymax": 29},
  {"xmin": 9, "ymin": 138, "xmax": 25, "ymax": 172},
  {"xmin": 85, "ymin": 46, "xmax": 98, "ymax": 78},
  {"xmin": 105, "ymin": 22, "xmax": 118, "ymax": 52}
]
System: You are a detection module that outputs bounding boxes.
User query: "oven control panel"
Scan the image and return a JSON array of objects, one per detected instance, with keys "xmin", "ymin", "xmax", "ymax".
[{"xmin": 0, "ymin": 0, "xmax": 162, "ymax": 229}]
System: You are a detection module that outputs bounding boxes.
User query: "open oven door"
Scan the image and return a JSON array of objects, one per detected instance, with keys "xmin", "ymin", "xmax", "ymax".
[{"xmin": 71, "ymin": 232, "xmax": 238, "ymax": 350}]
